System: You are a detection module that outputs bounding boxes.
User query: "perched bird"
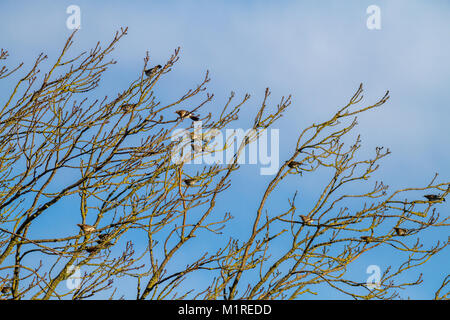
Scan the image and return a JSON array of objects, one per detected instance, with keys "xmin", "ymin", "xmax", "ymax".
[
  {"xmin": 190, "ymin": 131, "xmax": 206, "ymax": 142},
  {"xmin": 176, "ymin": 110, "xmax": 200, "ymax": 121},
  {"xmin": 145, "ymin": 65, "xmax": 162, "ymax": 78},
  {"xmin": 299, "ymin": 215, "xmax": 313, "ymax": 225},
  {"xmin": 424, "ymin": 194, "xmax": 445, "ymax": 202},
  {"xmin": 287, "ymin": 160, "xmax": 302, "ymax": 169},
  {"xmin": 394, "ymin": 227, "xmax": 408, "ymax": 236},
  {"xmin": 96, "ymin": 233, "xmax": 112, "ymax": 246},
  {"xmin": 77, "ymin": 224, "xmax": 96, "ymax": 233},
  {"xmin": 120, "ymin": 103, "xmax": 136, "ymax": 112},
  {"xmin": 96, "ymin": 239, "xmax": 113, "ymax": 247},
  {"xmin": 97, "ymin": 233, "xmax": 109, "ymax": 241},
  {"xmin": 184, "ymin": 178, "xmax": 196, "ymax": 187},
  {"xmin": 360, "ymin": 236, "xmax": 376, "ymax": 243},
  {"xmin": 85, "ymin": 246, "xmax": 99, "ymax": 253},
  {"xmin": 191, "ymin": 143, "xmax": 206, "ymax": 153},
  {"xmin": 1, "ymin": 286, "xmax": 11, "ymax": 294}
]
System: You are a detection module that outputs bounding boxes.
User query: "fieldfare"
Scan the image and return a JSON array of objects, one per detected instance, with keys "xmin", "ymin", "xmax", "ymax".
[
  {"xmin": 299, "ymin": 215, "xmax": 313, "ymax": 225},
  {"xmin": 424, "ymin": 194, "xmax": 445, "ymax": 202},
  {"xmin": 77, "ymin": 224, "xmax": 96, "ymax": 233},
  {"xmin": 394, "ymin": 227, "xmax": 408, "ymax": 236},
  {"xmin": 360, "ymin": 236, "xmax": 376, "ymax": 243},
  {"xmin": 184, "ymin": 178, "xmax": 196, "ymax": 187},
  {"xmin": 145, "ymin": 65, "xmax": 162, "ymax": 77},
  {"xmin": 176, "ymin": 110, "xmax": 200, "ymax": 121},
  {"xmin": 287, "ymin": 160, "xmax": 302, "ymax": 169}
]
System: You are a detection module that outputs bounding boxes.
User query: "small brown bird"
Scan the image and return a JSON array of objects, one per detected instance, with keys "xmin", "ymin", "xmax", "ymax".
[
  {"xmin": 394, "ymin": 227, "xmax": 408, "ymax": 236},
  {"xmin": 183, "ymin": 178, "xmax": 196, "ymax": 187},
  {"xmin": 120, "ymin": 103, "xmax": 136, "ymax": 112},
  {"xmin": 191, "ymin": 143, "xmax": 206, "ymax": 153},
  {"xmin": 96, "ymin": 233, "xmax": 112, "ymax": 246},
  {"xmin": 97, "ymin": 233, "xmax": 109, "ymax": 241},
  {"xmin": 85, "ymin": 246, "xmax": 99, "ymax": 253},
  {"xmin": 424, "ymin": 194, "xmax": 445, "ymax": 202},
  {"xmin": 176, "ymin": 110, "xmax": 200, "ymax": 121},
  {"xmin": 287, "ymin": 160, "xmax": 302, "ymax": 169},
  {"xmin": 360, "ymin": 236, "xmax": 376, "ymax": 243},
  {"xmin": 96, "ymin": 239, "xmax": 113, "ymax": 247},
  {"xmin": 1, "ymin": 286, "xmax": 11, "ymax": 294},
  {"xmin": 299, "ymin": 215, "xmax": 313, "ymax": 225},
  {"xmin": 145, "ymin": 65, "xmax": 162, "ymax": 77},
  {"xmin": 77, "ymin": 224, "xmax": 96, "ymax": 233}
]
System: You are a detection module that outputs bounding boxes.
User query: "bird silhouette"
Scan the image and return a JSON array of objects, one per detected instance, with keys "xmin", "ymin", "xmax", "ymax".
[
  {"xmin": 77, "ymin": 224, "xmax": 96, "ymax": 233},
  {"xmin": 394, "ymin": 227, "xmax": 408, "ymax": 236},
  {"xmin": 184, "ymin": 178, "xmax": 196, "ymax": 187},
  {"xmin": 176, "ymin": 110, "xmax": 200, "ymax": 121},
  {"xmin": 145, "ymin": 65, "xmax": 162, "ymax": 78},
  {"xmin": 424, "ymin": 194, "xmax": 445, "ymax": 202}
]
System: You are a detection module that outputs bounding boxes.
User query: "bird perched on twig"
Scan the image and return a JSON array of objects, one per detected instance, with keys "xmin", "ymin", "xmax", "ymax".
[
  {"xmin": 184, "ymin": 178, "xmax": 196, "ymax": 187},
  {"xmin": 191, "ymin": 143, "xmax": 207, "ymax": 153},
  {"xmin": 97, "ymin": 233, "xmax": 109, "ymax": 241},
  {"xmin": 145, "ymin": 65, "xmax": 162, "ymax": 78},
  {"xmin": 424, "ymin": 194, "xmax": 445, "ymax": 202},
  {"xmin": 77, "ymin": 224, "xmax": 96, "ymax": 233},
  {"xmin": 120, "ymin": 103, "xmax": 136, "ymax": 112},
  {"xmin": 96, "ymin": 233, "xmax": 113, "ymax": 247},
  {"xmin": 360, "ymin": 236, "xmax": 376, "ymax": 243},
  {"xmin": 394, "ymin": 227, "xmax": 408, "ymax": 236},
  {"xmin": 176, "ymin": 110, "xmax": 200, "ymax": 121},
  {"xmin": 287, "ymin": 160, "xmax": 302, "ymax": 169},
  {"xmin": 1, "ymin": 286, "xmax": 11, "ymax": 294},
  {"xmin": 96, "ymin": 239, "xmax": 113, "ymax": 248},
  {"xmin": 85, "ymin": 246, "xmax": 99, "ymax": 253},
  {"xmin": 299, "ymin": 215, "xmax": 313, "ymax": 225}
]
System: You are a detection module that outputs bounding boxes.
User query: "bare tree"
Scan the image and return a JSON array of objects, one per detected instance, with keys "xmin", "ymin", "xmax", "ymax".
[{"xmin": 0, "ymin": 29, "xmax": 448, "ymax": 300}]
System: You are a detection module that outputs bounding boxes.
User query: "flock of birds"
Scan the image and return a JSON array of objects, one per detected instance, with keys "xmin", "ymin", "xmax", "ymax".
[
  {"xmin": 70, "ymin": 65, "xmax": 202, "ymax": 253},
  {"xmin": 1, "ymin": 65, "xmax": 448, "ymax": 296},
  {"xmin": 298, "ymin": 193, "xmax": 446, "ymax": 242},
  {"xmin": 78, "ymin": 65, "xmax": 447, "ymax": 250}
]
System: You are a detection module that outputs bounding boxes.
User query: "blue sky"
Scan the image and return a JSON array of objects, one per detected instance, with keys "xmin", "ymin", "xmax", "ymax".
[{"xmin": 0, "ymin": 0, "xmax": 449, "ymax": 299}]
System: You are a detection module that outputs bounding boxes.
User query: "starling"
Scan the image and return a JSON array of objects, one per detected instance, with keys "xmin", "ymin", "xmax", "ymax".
[
  {"xmin": 360, "ymin": 236, "xmax": 376, "ymax": 243},
  {"xmin": 176, "ymin": 110, "xmax": 200, "ymax": 121},
  {"xmin": 424, "ymin": 194, "xmax": 445, "ymax": 202},
  {"xmin": 1, "ymin": 286, "xmax": 11, "ymax": 294},
  {"xmin": 183, "ymin": 178, "xmax": 196, "ymax": 187},
  {"xmin": 287, "ymin": 160, "xmax": 302, "ymax": 169},
  {"xmin": 144, "ymin": 65, "xmax": 162, "ymax": 78},
  {"xmin": 299, "ymin": 215, "xmax": 313, "ymax": 225},
  {"xmin": 77, "ymin": 224, "xmax": 96, "ymax": 233},
  {"xmin": 394, "ymin": 227, "xmax": 408, "ymax": 236}
]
